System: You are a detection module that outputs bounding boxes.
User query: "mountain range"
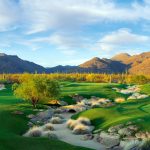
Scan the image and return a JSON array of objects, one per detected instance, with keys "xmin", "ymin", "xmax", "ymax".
[{"xmin": 0, "ymin": 52, "xmax": 150, "ymax": 74}]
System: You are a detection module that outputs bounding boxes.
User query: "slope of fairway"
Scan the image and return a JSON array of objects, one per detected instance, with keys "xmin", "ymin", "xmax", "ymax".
[
  {"xmin": 72, "ymin": 84, "xmax": 150, "ymax": 131},
  {"xmin": 0, "ymin": 85, "xmax": 91, "ymax": 150},
  {"xmin": 61, "ymin": 82, "xmax": 127, "ymax": 104}
]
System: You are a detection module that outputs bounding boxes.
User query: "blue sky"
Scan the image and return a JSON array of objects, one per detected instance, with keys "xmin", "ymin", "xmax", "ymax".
[{"xmin": 0, "ymin": 0, "xmax": 150, "ymax": 67}]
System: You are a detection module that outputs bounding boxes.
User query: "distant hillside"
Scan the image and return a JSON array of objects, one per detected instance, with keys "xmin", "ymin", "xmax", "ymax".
[
  {"xmin": 112, "ymin": 52, "xmax": 150, "ymax": 74},
  {"xmin": 79, "ymin": 57, "xmax": 126, "ymax": 73},
  {"xmin": 0, "ymin": 52, "xmax": 150, "ymax": 74},
  {"xmin": 0, "ymin": 53, "xmax": 45, "ymax": 73},
  {"xmin": 111, "ymin": 53, "xmax": 131, "ymax": 63},
  {"xmin": 129, "ymin": 58, "xmax": 150, "ymax": 74}
]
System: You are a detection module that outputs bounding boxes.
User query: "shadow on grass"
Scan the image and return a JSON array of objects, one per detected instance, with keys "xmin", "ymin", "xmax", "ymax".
[{"xmin": 91, "ymin": 117, "xmax": 105, "ymax": 130}]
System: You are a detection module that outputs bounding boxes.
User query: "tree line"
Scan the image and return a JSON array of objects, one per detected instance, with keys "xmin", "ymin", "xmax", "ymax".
[{"xmin": 0, "ymin": 73, "xmax": 150, "ymax": 85}]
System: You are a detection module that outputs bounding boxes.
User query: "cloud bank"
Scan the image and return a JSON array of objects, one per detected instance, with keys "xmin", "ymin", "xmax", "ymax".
[{"xmin": 0, "ymin": 0, "xmax": 150, "ymax": 65}]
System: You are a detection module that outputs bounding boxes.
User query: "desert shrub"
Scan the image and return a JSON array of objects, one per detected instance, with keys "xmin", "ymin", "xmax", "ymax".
[
  {"xmin": 77, "ymin": 117, "xmax": 91, "ymax": 125},
  {"xmin": 24, "ymin": 126, "xmax": 42, "ymax": 137},
  {"xmin": 42, "ymin": 131, "xmax": 58, "ymax": 139},
  {"xmin": 66, "ymin": 119, "xmax": 78, "ymax": 129},
  {"xmin": 42, "ymin": 123, "xmax": 54, "ymax": 131},
  {"xmin": 72, "ymin": 123, "xmax": 91, "ymax": 135},
  {"xmin": 115, "ymin": 97, "xmax": 125, "ymax": 103},
  {"xmin": 53, "ymin": 114, "xmax": 64, "ymax": 119},
  {"xmin": 50, "ymin": 117, "xmax": 63, "ymax": 124}
]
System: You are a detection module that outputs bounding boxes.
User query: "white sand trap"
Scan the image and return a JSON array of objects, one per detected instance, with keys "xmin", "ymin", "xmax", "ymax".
[{"xmin": 51, "ymin": 113, "xmax": 106, "ymax": 150}]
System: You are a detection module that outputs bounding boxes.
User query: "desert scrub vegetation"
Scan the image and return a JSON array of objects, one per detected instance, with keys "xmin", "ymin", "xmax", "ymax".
[
  {"xmin": 77, "ymin": 117, "xmax": 91, "ymax": 126},
  {"xmin": 115, "ymin": 97, "xmax": 126, "ymax": 103},
  {"xmin": 50, "ymin": 117, "xmax": 64, "ymax": 124},
  {"xmin": 66, "ymin": 117, "xmax": 93, "ymax": 135},
  {"xmin": 0, "ymin": 73, "xmax": 150, "ymax": 84},
  {"xmin": 24, "ymin": 126, "xmax": 43, "ymax": 137},
  {"xmin": 72, "ymin": 123, "xmax": 91, "ymax": 135},
  {"xmin": 42, "ymin": 123, "xmax": 55, "ymax": 131}
]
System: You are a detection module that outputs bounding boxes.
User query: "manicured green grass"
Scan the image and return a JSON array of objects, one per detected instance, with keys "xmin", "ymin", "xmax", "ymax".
[
  {"xmin": 60, "ymin": 82, "xmax": 127, "ymax": 104},
  {"xmin": 141, "ymin": 84, "xmax": 150, "ymax": 95},
  {"xmin": 0, "ymin": 85, "xmax": 91, "ymax": 150},
  {"xmin": 1, "ymin": 82, "xmax": 150, "ymax": 150},
  {"xmin": 71, "ymin": 83, "xmax": 150, "ymax": 132}
]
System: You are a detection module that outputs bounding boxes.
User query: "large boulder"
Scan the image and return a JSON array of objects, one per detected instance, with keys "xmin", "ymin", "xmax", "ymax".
[
  {"xmin": 127, "ymin": 125, "xmax": 138, "ymax": 132},
  {"xmin": 31, "ymin": 109, "xmax": 53, "ymax": 123},
  {"xmin": 72, "ymin": 94, "xmax": 84, "ymax": 102},
  {"xmin": 118, "ymin": 128, "xmax": 133, "ymax": 136},
  {"xmin": 99, "ymin": 132, "xmax": 120, "ymax": 148},
  {"xmin": 108, "ymin": 124, "xmax": 124, "ymax": 133}
]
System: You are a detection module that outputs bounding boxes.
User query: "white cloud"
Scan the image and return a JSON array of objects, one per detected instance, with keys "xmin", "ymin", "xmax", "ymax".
[
  {"xmin": 101, "ymin": 28, "xmax": 149, "ymax": 44},
  {"xmin": 0, "ymin": 0, "xmax": 150, "ymax": 33},
  {"xmin": 61, "ymin": 50, "xmax": 77, "ymax": 56},
  {"xmin": 96, "ymin": 28, "xmax": 150, "ymax": 51},
  {"xmin": 30, "ymin": 32, "xmax": 90, "ymax": 54},
  {"xmin": 0, "ymin": 0, "xmax": 20, "ymax": 31},
  {"xmin": 18, "ymin": 0, "xmax": 150, "ymax": 34}
]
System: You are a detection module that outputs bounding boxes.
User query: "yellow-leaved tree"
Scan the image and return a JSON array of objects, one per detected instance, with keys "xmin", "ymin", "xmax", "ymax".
[{"xmin": 13, "ymin": 76, "xmax": 60, "ymax": 108}]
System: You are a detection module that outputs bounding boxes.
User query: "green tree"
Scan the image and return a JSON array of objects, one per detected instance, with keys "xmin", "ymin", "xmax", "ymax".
[
  {"xmin": 14, "ymin": 77, "xmax": 60, "ymax": 108},
  {"xmin": 12, "ymin": 83, "xmax": 19, "ymax": 91}
]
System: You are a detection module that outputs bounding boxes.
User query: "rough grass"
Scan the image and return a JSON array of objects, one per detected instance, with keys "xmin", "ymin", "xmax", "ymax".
[
  {"xmin": 0, "ymin": 84, "xmax": 91, "ymax": 150},
  {"xmin": 70, "ymin": 83, "xmax": 150, "ymax": 132}
]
